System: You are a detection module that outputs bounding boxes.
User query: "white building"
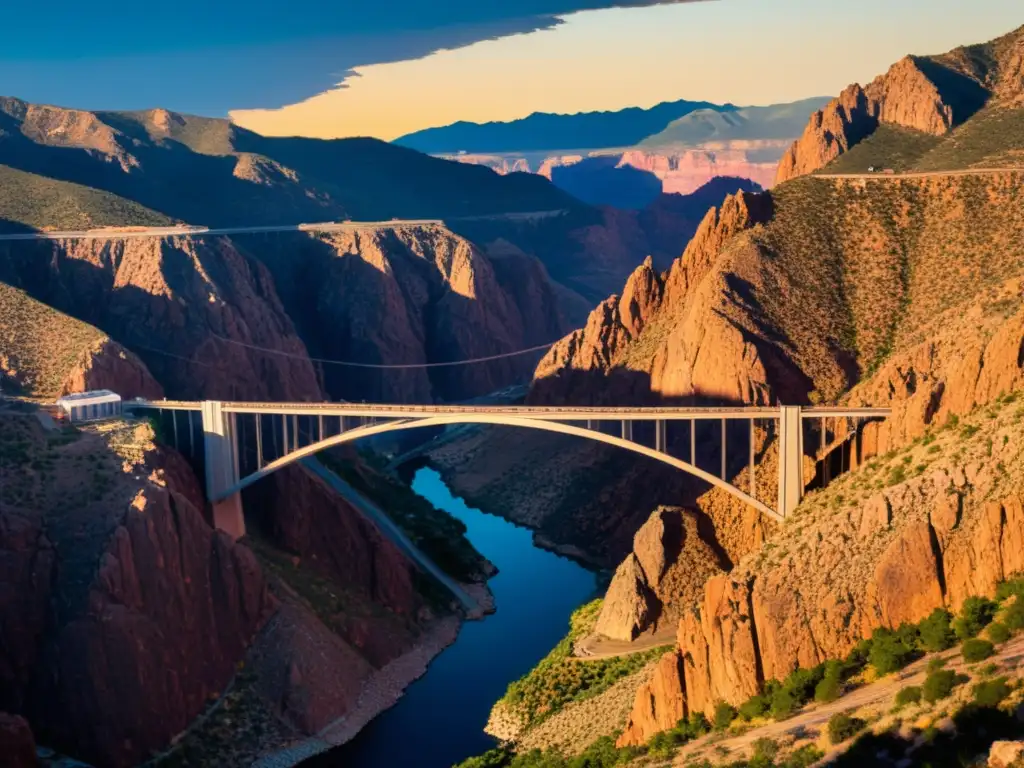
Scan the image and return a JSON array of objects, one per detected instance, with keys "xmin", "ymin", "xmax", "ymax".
[{"xmin": 56, "ymin": 390, "xmax": 122, "ymax": 422}]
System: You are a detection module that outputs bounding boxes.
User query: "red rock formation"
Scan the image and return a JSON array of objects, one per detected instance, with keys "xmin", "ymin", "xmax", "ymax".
[
  {"xmin": 773, "ymin": 26, "xmax": 1024, "ymax": 183},
  {"xmin": 30, "ymin": 482, "xmax": 273, "ymax": 767},
  {"xmin": 57, "ymin": 338, "xmax": 164, "ymax": 400},
  {"xmin": 8, "ymin": 236, "xmax": 323, "ymax": 401},
  {"xmin": 0, "ymin": 510, "xmax": 53, "ymax": 714},
  {"xmin": 243, "ymin": 464, "xmax": 426, "ymax": 662},
  {"xmin": 0, "ymin": 713, "xmax": 37, "ymax": 768},
  {"xmin": 594, "ymin": 507, "xmax": 727, "ymax": 642},
  {"xmin": 617, "ymin": 651, "xmax": 686, "ymax": 747}
]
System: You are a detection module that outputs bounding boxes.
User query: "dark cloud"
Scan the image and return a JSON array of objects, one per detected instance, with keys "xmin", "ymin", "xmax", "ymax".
[{"xmin": 0, "ymin": 1, "xmax": 710, "ymax": 115}]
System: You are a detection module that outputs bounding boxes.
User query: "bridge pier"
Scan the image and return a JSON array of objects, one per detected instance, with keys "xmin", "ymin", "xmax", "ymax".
[
  {"xmin": 201, "ymin": 400, "xmax": 245, "ymax": 540},
  {"xmin": 777, "ymin": 405, "xmax": 804, "ymax": 518}
]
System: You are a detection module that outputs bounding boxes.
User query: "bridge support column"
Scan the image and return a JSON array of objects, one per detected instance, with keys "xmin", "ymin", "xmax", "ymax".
[
  {"xmin": 201, "ymin": 400, "xmax": 245, "ymax": 540},
  {"xmin": 621, "ymin": 420, "xmax": 633, "ymax": 442},
  {"xmin": 655, "ymin": 420, "xmax": 666, "ymax": 453},
  {"xmin": 777, "ymin": 405, "xmax": 803, "ymax": 518}
]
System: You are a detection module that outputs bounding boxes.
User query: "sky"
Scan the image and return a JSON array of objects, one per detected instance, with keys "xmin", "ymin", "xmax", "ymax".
[{"xmin": 2, "ymin": 0, "xmax": 1021, "ymax": 141}]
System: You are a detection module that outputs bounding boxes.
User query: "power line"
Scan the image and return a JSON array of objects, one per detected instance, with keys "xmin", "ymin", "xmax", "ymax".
[{"xmin": 208, "ymin": 332, "xmax": 560, "ymax": 369}]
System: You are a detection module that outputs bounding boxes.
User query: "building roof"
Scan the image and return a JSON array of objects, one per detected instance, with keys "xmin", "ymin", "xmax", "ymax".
[{"xmin": 56, "ymin": 390, "xmax": 121, "ymax": 404}]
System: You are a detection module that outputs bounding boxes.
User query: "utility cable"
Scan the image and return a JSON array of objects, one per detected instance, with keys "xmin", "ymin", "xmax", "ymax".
[{"xmin": 207, "ymin": 332, "xmax": 560, "ymax": 369}]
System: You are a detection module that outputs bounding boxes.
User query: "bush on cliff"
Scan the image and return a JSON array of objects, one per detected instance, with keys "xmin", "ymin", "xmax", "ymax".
[
  {"xmin": 499, "ymin": 601, "xmax": 665, "ymax": 729},
  {"xmin": 918, "ymin": 609, "xmax": 957, "ymax": 652},
  {"xmin": 814, "ymin": 661, "xmax": 844, "ymax": 703},
  {"xmin": 972, "ymin": 677, "xmax": 1011, "ymax": 707},
  {"xmin": 894, "ymin": 686, "xmax": 922, "ymax": 708},
  {"xmin": 869, "ymin": 627, "xmax": 916, "ymax": 675},
  {"xmin": 961, "ymin": 637, "xmax": 995, "ymax": 663},
  {"xmin": 953, "ymin": 596, "xmax": 998, "ymax": 640},
  {"xmin": 923, "ymin": 669, "xmax": 962, "ymax": 703},
  {"xmin": 828, "ymin": 712, "xmax": 866, "ymax": 744},
  {"xmin": 713, "ymin": 701, "xmax": 737, "ymax": 730},
  {"xmin": 985, "ymin": 621, "xmax": 1011, "ymax": 644},
  {"xmin": 1003, "ymin": 599, "xmax": 1024, "ymax": 631}
]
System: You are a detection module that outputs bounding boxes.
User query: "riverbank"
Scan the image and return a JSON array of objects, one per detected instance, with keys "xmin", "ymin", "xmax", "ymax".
[{"xmin": 306, "ymin": 468, "xmax": 599, "ymax": 767}]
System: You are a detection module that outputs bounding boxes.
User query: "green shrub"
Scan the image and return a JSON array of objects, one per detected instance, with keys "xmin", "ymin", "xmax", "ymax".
[
  {"xmin": 713, "ymin": 701, "xmax": 736, "ymax": 730},
  {"xmin": 986, "ymin": 621, "xmax": 1011, "ymax": 644},
  {"xmin": 923, "ymin": 669, "xmax": 958, "ymax": 702},
  {"xmin": 844, "ymin": 638, "xmax": 872, "ymax": 673},
  {"xmin": 683, "ymin": 711, "xmax": 710, "ymax": 738},
  {"xmin": 954, "ymin": 596, "xmax": 998, "ymax": 640},
  {"xmin": 869, "ymin": 628, "xmax": 915, "ymax": 674},
  {"xmin": 926, "ymin": 657, "xmax": 947, "ymax": 673},
  {"xmin": 770, "ymin": 686, "xmax": 797, "ymax": 719},
  {"xmin": 1003, "ymin": 600, "xmax": 1024, "ymax": 631},
  {"xmin": 814, "ymin": 660, "xmax": 844, "ymax": 703},
  {"xmin": 750, "ymin": 737, "xmax": 779, "ymax": 761},
  {"xmin": 995, "ymin": 575, "xmax": 1024, "ymax": 602},
  {"xmin": 738, "ymin": 693, "xmax": 770, "ymax": 721},
  {"xmin": 828, "ymin": 712, "xmax": 866, "ymax": 744},
  {"xmin": 979, "ymin": 663, "xmax": 1000, "ymax": 677},
  {"xmin": 918, "ymin": 609, "xmax": 956, "ymax": 652},
  {"xmin": 973, "ymin": 677, "xmax": 1011, "ymax": 707},
  {"xmin": 962, "ymin": 638, "xmax": 995, "ymax": 663},
  {"xmin": 894, "ymin": 686, "xmax": 922, "ymax": 708},
  {"xmin": 779, "ymin": 745, "xmax": 825, "ymax": 768}
]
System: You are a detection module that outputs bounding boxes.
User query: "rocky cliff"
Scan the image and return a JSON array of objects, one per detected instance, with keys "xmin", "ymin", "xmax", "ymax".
[
  {"xmin": 776, "ymin": 25, "xmax": 1024, "ymax": 181},
  {"xmin": 445, "ymin": 142, "xmax": 785, "ymax": 205},
  {"xmin": 244, "ymin": 224, "xmax": 570, "ymax": 403},
  {"xmin": 0, "ymin": 418, "xmax": 273, "ymax": 766}
]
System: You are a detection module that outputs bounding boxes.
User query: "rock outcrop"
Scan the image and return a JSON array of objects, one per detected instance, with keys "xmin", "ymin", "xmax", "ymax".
[
  {"xmin": 247, "ymin": 225, "xmax": 570, "ymax": 403},
  {"xmin": 594, "ymin": 507, "xmax": 728, "ymax": 642},
  {"xmin": 775, "ymin": 24, "xmax": 1024, "ymax": 182},
  {"xmin": 617, "ymin": 651, "xmax": 686, "ymax": 747},
  {"xmin": 0, "ymin": 418, "xmax": 274, "ymax": 768},
  {"xmin": 57, "ymin": 338, "xmax": 164, "ymax": 399},
  {"xmin": 0, "ymin": 236, "xmax": 324, "ymax": 401}
]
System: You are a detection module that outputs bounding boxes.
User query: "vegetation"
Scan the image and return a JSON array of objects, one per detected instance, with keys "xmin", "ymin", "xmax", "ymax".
[
  {"xmin": 822, "ymin": 124, "xmax": 942, "ymax": 174},
  {"xmin": 893, "ymin": 686, "xmax": 922, "ymax": 708},
  {"xmin": 972, "ymin": 677, "xmax": 1012, "ymax": 707},
  {"xmin": 713, "ymin": 701, "xmax": 737, "ymax": 730},
  {"xmin": 953, "ymin": 596, "xmax": 998, "ymax": 640},
  {"xmin": 985, "ymin": 621, "xmax": 1011, "ymax": 644},
  {"xmin": 827, "ymin": 712, "xmax": 866, "ymax": 744},
  {"xmin": 0, "ymin": 282, "xmax": 115, "ymax": 398},
  {"xmin": 917, "ymin": 609, "xmax": 956, "ymax": 652},
  {"xmin": 498, "ymin": 601, "xmax": 668, "ymax": 730},
  {"xmin": 922, "ymin": 669, "xmax": 962, "ymax": 703},
  {"xmin": 961, "ymin": 638, "xmax": 995, "ymax": 663},
  {"xmin": 868, "ymin": 627, "xmax": 917, "ymax": 674},
  {"xmin": 320, "ymin": 452, "xmax": 490, "ymax": 582},
  {"xmin": 0, "ymin": 164, "xmax": 170, "ymax": 231}
]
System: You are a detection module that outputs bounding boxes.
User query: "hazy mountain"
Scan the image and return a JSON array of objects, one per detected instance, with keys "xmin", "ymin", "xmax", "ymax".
[
  {"xmin": 638, "ymin": 97, "xmax": 832, "ymax": 147},
  {"xmin": 393, "ymin": 99, "xmax": 734, "ymax": 154}
]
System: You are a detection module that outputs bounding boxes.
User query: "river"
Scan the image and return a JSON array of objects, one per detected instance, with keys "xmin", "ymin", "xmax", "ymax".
[{"xmin": 323, "ymin": 466, "xmax": 598, "ymax": 768}]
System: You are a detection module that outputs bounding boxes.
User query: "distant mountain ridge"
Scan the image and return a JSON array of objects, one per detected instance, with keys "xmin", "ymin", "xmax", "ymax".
[
  {"xmin": 393, "ymin": 99, "xmax": 735, "ymax": 154},
  {"xmin": 638, "ymin": 97, "xmax": 832, "ymax": 147}
]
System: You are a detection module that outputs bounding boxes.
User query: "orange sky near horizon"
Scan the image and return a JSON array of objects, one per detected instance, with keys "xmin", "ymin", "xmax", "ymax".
[{"xmin": 230, "ymin": 0, "xmax": 1023, "ymax": 141}]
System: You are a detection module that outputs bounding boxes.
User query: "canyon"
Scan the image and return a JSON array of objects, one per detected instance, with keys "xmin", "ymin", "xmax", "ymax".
[{"xmin": 1, "ymin": 20, "xmax": 1024, "ymax": 768}]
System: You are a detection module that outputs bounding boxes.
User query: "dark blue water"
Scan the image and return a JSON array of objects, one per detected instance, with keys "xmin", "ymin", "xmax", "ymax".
[{"xmin": 332, "ymin": 467, "xmax": 598, "ymax": 768}]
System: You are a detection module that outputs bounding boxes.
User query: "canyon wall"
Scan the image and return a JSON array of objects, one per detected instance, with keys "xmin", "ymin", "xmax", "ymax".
[{"xmin": 775, "ymin": 24, "xmax": 1024, "ymax": 181}]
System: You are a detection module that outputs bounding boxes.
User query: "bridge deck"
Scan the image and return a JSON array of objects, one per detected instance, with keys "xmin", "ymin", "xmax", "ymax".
[{"xmin": 129, "ymin": 400, "xmax": 891, "ymax": 421}]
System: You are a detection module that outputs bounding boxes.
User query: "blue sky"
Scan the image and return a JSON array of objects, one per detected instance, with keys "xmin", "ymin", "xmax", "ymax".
[{"xmin": 3, "ymin": 0, "xmax": 1021, "ymax": 139}]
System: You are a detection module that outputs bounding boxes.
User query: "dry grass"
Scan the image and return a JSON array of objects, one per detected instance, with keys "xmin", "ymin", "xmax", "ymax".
[
  {"xmin": 0, "ymin": 164, "xmax": 170, "ymax": 231},
  {"xmin": 0, "ymin": 282, "xmax": 115, "ymax": 398},
  {"xmin": 755, "ymin": 171, "xmax": 1024, "ymax": 393}
]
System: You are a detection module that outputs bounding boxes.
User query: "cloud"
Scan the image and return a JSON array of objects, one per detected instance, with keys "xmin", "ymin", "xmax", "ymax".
[{"xmin": 0, "ymin": 1, "xmax": 708, "ymax": 115}]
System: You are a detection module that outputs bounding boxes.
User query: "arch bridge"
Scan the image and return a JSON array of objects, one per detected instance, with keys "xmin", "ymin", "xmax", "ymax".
[{"xmin": 125, "ymin": 399, "xmax": 889, "ymax": 539}]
